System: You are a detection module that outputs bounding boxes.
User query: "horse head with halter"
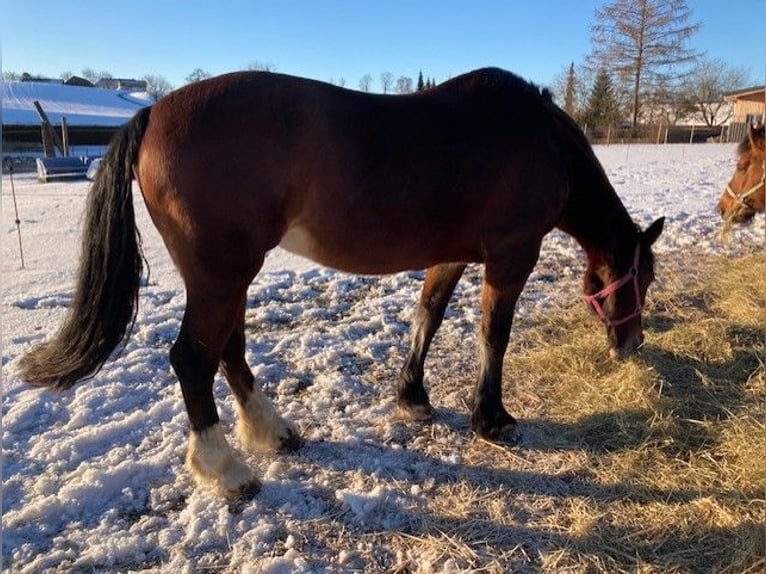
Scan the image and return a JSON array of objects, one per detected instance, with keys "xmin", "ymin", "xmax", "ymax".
[{"xmin": 718, "ymin": 123, "xmax": 765, "ymax": 226}]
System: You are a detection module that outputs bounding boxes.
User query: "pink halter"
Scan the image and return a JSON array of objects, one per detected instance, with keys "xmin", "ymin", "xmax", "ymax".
[{"xmin": 583, "ymin": 245, "xmax": 642, "ymax": 328}]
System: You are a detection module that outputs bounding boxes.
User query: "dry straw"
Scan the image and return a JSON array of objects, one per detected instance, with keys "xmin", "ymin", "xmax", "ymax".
[{"xmin": 384, "ymin": 250, "xmax": 764, "ymax": 573}]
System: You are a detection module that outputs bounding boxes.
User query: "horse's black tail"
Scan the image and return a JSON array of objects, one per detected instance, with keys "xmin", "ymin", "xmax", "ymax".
[{"xmin": 18, "ymin": 106, "xmax": 152, "ymax": 390}]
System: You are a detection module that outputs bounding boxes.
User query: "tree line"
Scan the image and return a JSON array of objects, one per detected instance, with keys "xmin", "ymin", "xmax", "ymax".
[
  {"xmin": 553, "ymin": 0, "xmax": 753, "ymax": 131},
  {"xmin": 5, "ymin": 0, "xmax": 754, "ymax": 125},
  {"xmin": 2, "ymin": 68, "xmax": 174, "ymax": 102},
  {"xmin": 187, "ymin": 65, "xmax": 438, "ymax": 94},
  {"xmin": 3, "ymin": 63, "xmax": 438, "ymax": 102}
]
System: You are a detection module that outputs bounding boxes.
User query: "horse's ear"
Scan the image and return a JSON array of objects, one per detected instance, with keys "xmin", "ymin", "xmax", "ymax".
[
  {"xmin": 643, "ymin": 217, "xmax": 665, "ymax": 246},
  {"xmin": 750, "ymin": 122, "xmax": 765, "ymax": 148}
]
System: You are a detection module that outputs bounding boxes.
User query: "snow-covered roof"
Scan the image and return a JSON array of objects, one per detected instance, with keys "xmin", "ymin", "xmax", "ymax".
[{"xmin": 2, "ymin": 81, "xmax": 151, "ymax": 127}]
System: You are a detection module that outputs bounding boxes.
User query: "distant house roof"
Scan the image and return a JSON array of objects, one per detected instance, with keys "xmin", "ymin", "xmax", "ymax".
[
  {"xmin": 64, "ymin": 76, "xmax": 95, "ymax": 87},
  {"xmin": 95, "ymin": 78, "xmax": 148, "ymax": 91},
  {"xmin": 723, "ymin": 86, "xmax": 765, "ymax": 101},
  {"xmin": 2, "ymin": 81, "xmax": 151, "ymax": 127}
]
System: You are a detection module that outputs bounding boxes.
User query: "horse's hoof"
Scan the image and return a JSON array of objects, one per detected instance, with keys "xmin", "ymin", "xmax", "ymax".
[
  {"xmin": 472, "ymin": 413, "xmax": 518, "ymax": 443},
  {"xmin": 237, "ymin": 478, "xmax": 262, "ymax": 499},
  {"xmin": 278, "ymin": 426, "xmax": 302, "ymax": 452},
  {"xmin": 396, "ymin": 402, "xmax": 433, "ymax": 422},
  {"xmin": 227, "ymin": 479, "xmax": 262, "ymax": 512},
  {"xmin": 236, "ymin": 416, "xmax": 302, "ymax": 453}
]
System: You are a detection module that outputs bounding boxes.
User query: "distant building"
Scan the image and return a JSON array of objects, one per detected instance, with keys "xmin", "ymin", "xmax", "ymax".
[
  {"xmin": 20, "ymin": 73, "xmax": 62, "ymax": 84},
  {"xmin": 95, "ymin": 78, "xmax": 148, "ymax": 91},
  {"xmin": 724, "ymin": 86, "xmax": 765, "ymax": 125},
  {"xmin": 724, "ymin": 86, "xmax": 765, "ymax": 142},
  {"xmin": 2, "ymin": 81, "xmax": 151, "ymax": 157},
  {"xmin": 64, "ymin": 76, "xmax": 95, "ymax": 88}
]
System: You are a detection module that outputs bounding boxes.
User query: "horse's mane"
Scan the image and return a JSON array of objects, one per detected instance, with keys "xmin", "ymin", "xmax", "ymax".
[
  {"xmin": 541, "ymin": 93, "xmax": 623, "ymax": 208},
  {"xmin": 436, "ymin": 68, "xmax": 634, "ymax": 238},
  {"xmin": 539, "ymin": 81, "xmax": 642, "ymax": 244},
  {"xmin": 440, "ymin": 69, "xmax": 597, "ymax": 165},
  {"xmin": 436, "ymin": 67, "xmax": 549, "ymax": 101}
]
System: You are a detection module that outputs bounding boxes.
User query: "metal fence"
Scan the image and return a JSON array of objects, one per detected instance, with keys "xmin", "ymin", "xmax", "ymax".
[{"xmin": 581, "ymin": 124, "xmax": 726, "ymax": 145}]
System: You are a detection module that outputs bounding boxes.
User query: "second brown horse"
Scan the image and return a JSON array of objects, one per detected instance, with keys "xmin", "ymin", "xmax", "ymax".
[
  {"xmin": 18, "ymin": 68, "xmax": 664, "ymax": 498},
  {"xmin": 718, "ymin": 123, "xmax": 765, "ymax": 224}
]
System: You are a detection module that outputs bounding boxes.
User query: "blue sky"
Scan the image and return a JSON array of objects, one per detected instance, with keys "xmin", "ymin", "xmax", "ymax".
[{"xmin": 3, "ymin": 0, "xmax": 763, "ymax": 91}]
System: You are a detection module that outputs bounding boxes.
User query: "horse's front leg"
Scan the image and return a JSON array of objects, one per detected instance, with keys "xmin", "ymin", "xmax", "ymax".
[
  {"xmin": 472, "ymin": 256, "xmax": 537, "ymax": 440},
  {"xmin": 398, "ymin": 263, "xmax": 466, "ymax": 420}
]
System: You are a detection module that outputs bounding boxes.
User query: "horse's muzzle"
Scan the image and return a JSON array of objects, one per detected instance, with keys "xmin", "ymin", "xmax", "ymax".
[
  {"xmin": 609, "ymin": 329, "xmax": 644, "ymax": 360},
  {"xmin": 729, "ymin": 206, "xmax": 757, "ymax": 224}
]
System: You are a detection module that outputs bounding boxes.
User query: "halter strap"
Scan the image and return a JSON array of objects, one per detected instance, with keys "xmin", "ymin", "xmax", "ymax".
[
  {"xmin": 583, "ymin": 245, "xmax": 642, "ymax": 328},
  {"xmin": 725, "ymin": 160, "xmax": 766, "ymax": 208},
  {"xmin": 725, "ymin": 178, "xmax": 765, "ymax": 205}
]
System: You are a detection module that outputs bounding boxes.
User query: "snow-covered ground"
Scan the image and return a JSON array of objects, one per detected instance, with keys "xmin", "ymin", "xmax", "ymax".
[{"xmin": 2, "ymin": 143, "xmax": 763, "ymax": 573}]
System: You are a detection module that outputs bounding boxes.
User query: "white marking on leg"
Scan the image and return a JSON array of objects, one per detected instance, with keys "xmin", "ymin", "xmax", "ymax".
[
  {"xmin": 186, "ymin": 423, "xmax": 260, "ymax": 497},
  {"xmin": 236, "ymin": 387, "xmax": 299, "ymax": 453}
]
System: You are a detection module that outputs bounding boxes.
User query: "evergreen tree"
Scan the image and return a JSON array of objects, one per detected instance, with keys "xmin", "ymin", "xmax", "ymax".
[
  {"xmin": 583, "ymin": 69, "xmax": 620, "ymax": 130},
  {"xmin": 564, "ymin": 63, "xmax": 577, "ymax": 118},
  {"xmin": 417, "ymin": 70, "xmax": 425, "ymax": 91}
]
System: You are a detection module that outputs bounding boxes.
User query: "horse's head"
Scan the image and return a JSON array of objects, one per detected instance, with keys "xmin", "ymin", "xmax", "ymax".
[
  {"xmin": 583, "ymin": 217, "xmax": 665, "ymax": 359},
  {"xmin": 718, "ymin": 124, "xmax": 765, "ymax": 224}
]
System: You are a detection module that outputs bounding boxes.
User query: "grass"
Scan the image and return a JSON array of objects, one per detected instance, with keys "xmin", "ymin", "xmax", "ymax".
[{"xmin": 383, "ymin": 250, "xmax": 764, "ymax": 573}]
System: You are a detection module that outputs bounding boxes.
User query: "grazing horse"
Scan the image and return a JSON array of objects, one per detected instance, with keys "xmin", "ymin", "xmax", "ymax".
[
  {"xmin": 718, "ymin": 123, "xmax": 765, "ymax": 224},
  {"xmin": 18, "ymin": 68, "xmax": 664, "ymax": 499}
]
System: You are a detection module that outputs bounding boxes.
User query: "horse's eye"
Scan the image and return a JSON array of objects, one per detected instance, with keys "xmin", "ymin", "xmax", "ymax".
[{"xmin": 586, "ymin": 273, "xmax": 603, "ymax": 294}]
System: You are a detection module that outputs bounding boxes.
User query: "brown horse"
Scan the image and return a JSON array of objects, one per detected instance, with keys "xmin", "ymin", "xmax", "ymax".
[
  {"xmin": 18, "ymin": 68, "xmax": 664, "ymax": 499},
  {"xmin": 718, "ymin": 123, "xmax": 765, "ymax": 224}
]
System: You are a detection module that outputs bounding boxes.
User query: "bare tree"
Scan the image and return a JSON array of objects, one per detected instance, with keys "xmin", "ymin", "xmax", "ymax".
[
  {"xmin": 142, "ymin": 74, "xmax": 173, "ymax": 101},
  {"xmin": 380, "ymin": 72, "xmax": 394, "ymax": 94},
  {"xmin": 247, "ymin": 61, "xmax": 276, "ymax": 72},
  {"xmin": 81, "ymin": 68, "xmax": 113, "ymax": 83},
  {"xmin": 185, "ymin": 68, "xmax": 212, "ymax": 84},
  {"xmin": 682, "ymin": 58, "xmax": 750, "ymax": 126},
  {"xmin": 552, "ymin": 62, "xmax": 595, "ymax": 122},
  {"xmin": 3, "ymin": 71, "xmax": 20, "ymax": 81},
  {"xmin": 588, "ymin": 0, "xmax": 700, "ymax": 127},
  {"xmin": 396, "ymin": 76, "xmax": 413, "ymax": 94},
  {"xmin": 358, "ymin": 74, "xmax": 373, "ymax": 92},
  {"xmin": 642, "ymin": 78, "xmax": 695, "ymax": 125}
]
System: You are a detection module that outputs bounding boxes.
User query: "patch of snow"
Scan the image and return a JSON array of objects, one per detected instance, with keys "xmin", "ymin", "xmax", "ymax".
[{"xmin": 2, "ymin": 143, "xmax": 762, "ymax": 572}]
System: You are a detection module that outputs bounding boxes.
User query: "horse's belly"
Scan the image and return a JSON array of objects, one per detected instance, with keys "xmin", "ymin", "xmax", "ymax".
[
  {"xmin": 278, "ymin": 225, "xmax": 317, "ymax": 260},
  {"xmin": 277, "ymin": 222, "xmax": 466, "ymax": 274}
]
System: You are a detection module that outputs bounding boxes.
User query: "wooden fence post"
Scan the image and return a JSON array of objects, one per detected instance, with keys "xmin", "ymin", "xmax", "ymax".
[{"xmin": 61, "ymin": 117, "xmax": 70, "ymax": 157}]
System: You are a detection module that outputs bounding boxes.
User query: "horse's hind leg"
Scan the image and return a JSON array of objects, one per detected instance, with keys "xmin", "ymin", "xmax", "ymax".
[
  {"xmin": 171, "ymin": 284, "xmax": 260, "ymax": 499},
  {"xmin": 398, "ymin": 262, "xmax": 466, "ymax": 420},
  {"xmin": 220, "ymin": 299, "xmax": 300, "ymax": 453}
]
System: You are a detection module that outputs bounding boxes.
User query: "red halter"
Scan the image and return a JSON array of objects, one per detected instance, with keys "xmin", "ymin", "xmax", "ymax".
[{"xmin": 583, "ymin": 245, "xmax": 642, "ymax": 328}]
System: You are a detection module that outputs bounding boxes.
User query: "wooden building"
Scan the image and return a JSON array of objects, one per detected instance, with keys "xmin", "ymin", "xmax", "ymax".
[{"xmin": 725, "ymin": 86, "xmax": 765, "ymax": 124}]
